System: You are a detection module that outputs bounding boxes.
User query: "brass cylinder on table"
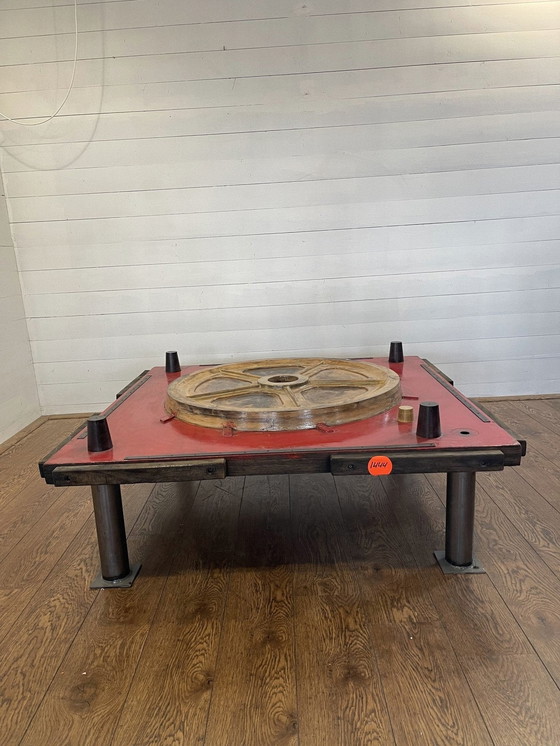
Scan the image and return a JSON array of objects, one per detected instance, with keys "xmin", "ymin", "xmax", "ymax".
[{"xmin": 397, "ymin": 405, "xmax": 414, "ymax": 423}]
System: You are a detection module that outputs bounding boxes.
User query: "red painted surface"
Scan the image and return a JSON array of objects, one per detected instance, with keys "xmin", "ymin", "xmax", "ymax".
[{"xmin": 45, "ymin": 357, "xmax": 519, "ymax": 467}]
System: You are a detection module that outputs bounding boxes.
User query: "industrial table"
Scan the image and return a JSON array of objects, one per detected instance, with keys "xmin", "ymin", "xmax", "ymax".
[{"xmin": 40, "ymin": 353, "xmax": 526, "ymax": 588}]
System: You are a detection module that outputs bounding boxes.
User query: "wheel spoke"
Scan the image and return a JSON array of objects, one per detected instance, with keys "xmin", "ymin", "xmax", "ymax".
[
  {"xmin": 305, "ymin": 379, "xmax": 385, "ymax": 388},
  {"xmin": 300, "ymin": 361, "xmax": 328, "ymax": 377},
  {"xmin": 188, "ymin": 384, "xmax": 260, "ymax": 401},
  {"xmin": 219, "ymin": 371, "xmax": 262, "ymax": 382},
  {"xmin": 277, "ymin": 388, "xmax": 301, "ymax": 407}
]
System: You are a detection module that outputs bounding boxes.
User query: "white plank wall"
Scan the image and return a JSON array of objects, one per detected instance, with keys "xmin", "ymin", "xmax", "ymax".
[
  {"xmin": 0, "ymin": 174, "xmax": 40, "ymax": 441},
  {"xmin": 0, "ymin": 0, "xmax": 559, "ymax": 414}
]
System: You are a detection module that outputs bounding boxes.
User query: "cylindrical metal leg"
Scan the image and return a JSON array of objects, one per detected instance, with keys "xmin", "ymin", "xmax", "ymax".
[
  {"xmin": 91, "ymin": 484, "xmax": 131, "ymax": 580},
  {"xmin": 445, "ymin": 472, "xmax": 476, "ymax": 566}
]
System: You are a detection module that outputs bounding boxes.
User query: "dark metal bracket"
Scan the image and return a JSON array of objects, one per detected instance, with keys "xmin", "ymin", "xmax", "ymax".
[
  {"xmin": 90, "ymin": 563, "xmax": 142, "ymax": 589},
  {"xmin": 434, "ymin": 551, "xmax": 485, "ymax": 575}
]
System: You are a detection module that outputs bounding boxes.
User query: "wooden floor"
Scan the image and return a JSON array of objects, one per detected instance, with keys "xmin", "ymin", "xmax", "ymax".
[{"xmin": 1, "ymin": 400, "xmax": 560, "ymax": 745}]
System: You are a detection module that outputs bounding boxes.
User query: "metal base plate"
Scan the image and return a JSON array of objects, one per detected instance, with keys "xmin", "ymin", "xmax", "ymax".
[
  {"xmin": 434, "ymin": 551, "xmax": 485, "ymax": 575},
  {"xmin": 90, "ymin": 562, "xmax": 142, "ymax": 589}
]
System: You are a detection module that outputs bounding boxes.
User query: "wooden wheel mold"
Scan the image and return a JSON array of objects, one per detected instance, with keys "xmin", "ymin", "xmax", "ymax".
[{"xmin": 165, "ymin": 358, "xmax": 402, "ymax": 431}]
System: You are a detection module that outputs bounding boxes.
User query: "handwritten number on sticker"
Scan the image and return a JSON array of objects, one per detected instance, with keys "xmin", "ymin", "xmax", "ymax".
[{"xmin": 367, "ymin": 455, "xmax": 393, "ymax": 476}]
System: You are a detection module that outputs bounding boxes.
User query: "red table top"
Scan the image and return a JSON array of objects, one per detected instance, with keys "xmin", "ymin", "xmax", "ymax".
[{"xmin": 44, "ymin": 357, "xmax": 520, "ymax": 468}]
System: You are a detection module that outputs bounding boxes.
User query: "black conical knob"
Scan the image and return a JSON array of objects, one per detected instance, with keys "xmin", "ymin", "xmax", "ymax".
[
  {"xmin": 165, "ymin": 350, "xmax": 181, "ymax": 373},
  {"xmin": 87, "ymin": 415, "xmax": 113, "ymax": 452},
  {"xmin": 389, "ymin": 341, "xmax": 404, "ymax": 363},
  {"xmin": 416, "ymin": 401, "xmax": 441, "ymax": 439}
]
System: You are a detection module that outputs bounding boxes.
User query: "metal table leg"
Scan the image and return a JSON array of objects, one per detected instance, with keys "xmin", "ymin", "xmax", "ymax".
[
  {"xmin": 434, "ymin": 471, "xmax": 485, "ymax": 574},
  {"xmin": 90, "ymin": 484, "xmax": 141, "ymax": 588}
]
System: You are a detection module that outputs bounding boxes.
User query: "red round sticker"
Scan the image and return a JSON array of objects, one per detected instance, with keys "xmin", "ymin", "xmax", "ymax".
[{"xmin": 367, "ymin": 455, "xmax": 393, "ymax": 476}]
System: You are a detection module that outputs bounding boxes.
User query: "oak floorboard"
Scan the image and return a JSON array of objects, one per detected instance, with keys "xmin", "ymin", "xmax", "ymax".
[
  {"xmin": 459, "ymin": 654, "xmax": 560, "ymax": 746},
  {"xmin": 421, "ymin": 496, "xmax": 532, "ymax": 660},
  {"xmin": 0, "ymin": 482, "xmax": 153, "ymax": 746},
  {"xmin": 0, "ymin": 420, "xmax": 90, "ymax": 565},
  {"xmin": 334, "ymin": 475, "xmax": 440, "ymax": 624},
  {"xmin": 500, "ymin": 442, "xmax": 560, "ymax": 514},
  {"xmin": 475, "ymin": 482, "xmax": 560, "ymax": 687},
  {"xmin": 0, "ymin": 485, "xmax": 91, "ymax": 591},
  {"xmin": 111, "ymin": 477, "xmax": 244, "ymax": 746},
  {"xmin": 480, "ymin": 468, "xmax": 560, "ymax": 576},
  {"xmin": 0, "ymin": 484, "xmax": 91, "ymax": 642},
  {"xmin": 336, "ymin": 474, "xmax": 495, "ymax": 746},
  {"xmin": 475, "ymin": 401, "xmax": 560, "ymax": 573},
  {"xmin": 0, "ymin": 416, "xmax": 46, "ymax": 457},
  {"xmin": 489, "ymin": 400, "xmax": 559, "ymax": 464},
  {"xmin": 514, "ymin": 397, "xmax": 560, "ymax": 438},
  {"xmin": 204, "ymin": 475, "xmax": 298, "ymax": 746},
  {"xmin": 544, "ymin": 397, "xmax": 560, "ymax": 413},
  {"xmin": 427, "ymin": 471, "xmax": 560, "ymax": 686},
  {"xmin": 0, "ymin": 418, "xmax": 83, "ymax": 509},
  {"xmin": 390, "ymin": 472, "xmax": 560, "ymax": 742},
  {"xmin": 0, "ymin": 478, "xmax": 76, "ymax": 565},
  {"xmin": 290, "ymin": 473, "xmax": 394, "ymax": 746},
  {"xmin": 0, "ymin": 417, "xmax": 80, "ymax": 467},
  {"xmin": 19, "ymin": 481, "xmax": 194, "ymax": 746},
  {"xmin": 497, "ymin": 400, "xmax": 560, "ymax": 510}
]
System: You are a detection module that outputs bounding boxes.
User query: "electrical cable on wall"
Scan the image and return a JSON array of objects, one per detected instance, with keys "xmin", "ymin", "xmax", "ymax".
[{"xmin": 0, "ymin": 0, "xmax": 78, "ymax": 127}]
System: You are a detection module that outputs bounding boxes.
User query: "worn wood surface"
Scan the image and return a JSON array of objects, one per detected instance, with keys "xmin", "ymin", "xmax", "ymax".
[
  {"xmin": 331, "ymin": 448, "xmax": 508, "ymax": 474},
  {"xmin": 49, "ymin": 458, "xmax": 227, "ymax": 486},
  {"xmin": 0, "ymin": 402, "xmax": 559, "ymax": 744}
]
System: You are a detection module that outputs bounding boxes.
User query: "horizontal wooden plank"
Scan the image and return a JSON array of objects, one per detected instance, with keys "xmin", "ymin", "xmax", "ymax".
[
  {"xmin": 15, "ymin": 217, "xmax": 560, "ymax": 273},
  {"xmin": 30, "ymin": 313, "xmax": 560, "ymax": 368},
  {"xmin": 2, "ymin": 1, "xmax": 558, "ymax": 42},
  {"xmin": 448, "ymin": 358, "xmax": 560, "ymax": 386},
  {"xmin": 1, "ymin": 57, "xmax": 558, "ymax": 125},
  {"xmin": 35, "ymin": 351, "xmax": 560, "ymax": 408},
  {"xmin": 17, "ymin": 241, "xmax": 560, "ymax": 294},
  {"xmin": 0, "ymin": 0, "xmax": 547, "ymax": 18},
  {"xmin": 25, "ymin": 283, "xmax": 560, "ymax": 343},
  {"xmin": 5, "ymin": 31, "xmax": 560, "ymax": 95},
  {"xmin": 27, "ymin": 335, "xmax": 560, "ymax": 386},
  {"xmin": 22, "ymin": 262, "xmax": 559, "ymax": 320},
  {"xmin": 2, "ymin": 3, "xmax": 557, "ymax": 67},
  {"xmin": 9, "ymin": 164, "xmax": 560, "ymax": 224},
  {"xmin": 462, "ymin": 379, "xmax": 560, "ymax": 398},
  {"xmin": 46, "ymin": 448, "xmax": 516, "ymax": 483},
  {"xmin": 48, "ymin": 459, "xmax": 227, "ymax": 486},
  {"xmin": 11, "ymin": 192, "xmax": 560, "ymax": 249},
  {"xmin": 6, "ymin": 140, "xmax": 559, "ymax": 208},
  {"xmin": 4, "ymin": 108, "xmax": 560, "ymax": 174},
  {"xmin": 34, "ymin": 355, "xmax": 560, "ymax": 409},
  {"xmin": 4, "ymin": 85, "xmax": 559, "ymax": 162},
  {"xmin": 20, "ymin": 265, "xmax": 559, "ymax": 312},
  {"xmin": 29, "ymin": 334, "xmax": 560, "ymax": 387},
  {"xmin": 331, "ymin": 449, "xmax": 509, "ymax": 474},
  {"xmin": 3, "ymin": 22, "xmax": 559, "ymax": 72}
]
